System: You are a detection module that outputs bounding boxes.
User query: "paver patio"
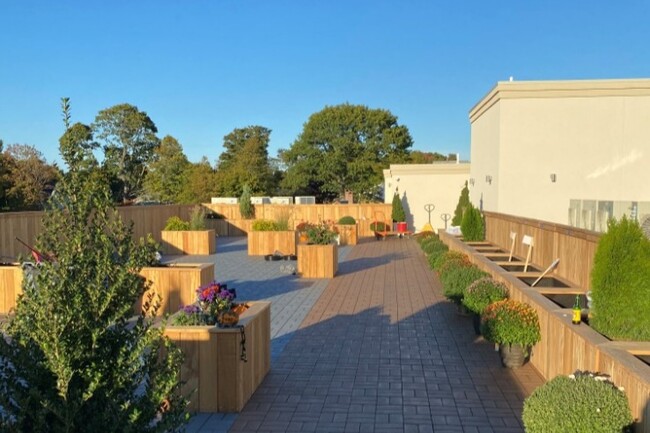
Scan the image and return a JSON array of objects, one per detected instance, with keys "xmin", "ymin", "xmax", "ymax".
[{"xmin": 182, "ymin": 237, "xmax": 544, "ymax": 433}]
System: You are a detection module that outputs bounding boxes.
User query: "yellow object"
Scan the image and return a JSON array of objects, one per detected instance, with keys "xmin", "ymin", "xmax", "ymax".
[{"xmin": 421, "ymin": 223, "xmax": 434, "ymax": 232}]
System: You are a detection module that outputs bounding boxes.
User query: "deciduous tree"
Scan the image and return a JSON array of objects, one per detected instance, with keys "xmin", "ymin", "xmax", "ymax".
[
  {"xmin": 177, "ymin": 157, "xmax": 217, "ymax": 204},
  {"xmin": 92, "ymin": 103, "xmax": 159, "ymax": 203},
  {"xmin": 214, "ymin": 126, "xmax": 274, "ymax": 196},
  {"xmin": 281, "ymin": 104, "xmax": 412, "ymax": 202},
  {"xmin": 143, "ymin": 135, "xmax": 190, "ymax": 203},
  {"xmin": 4, "ymin": 144, "xmax": 60, "ymax": 210}
]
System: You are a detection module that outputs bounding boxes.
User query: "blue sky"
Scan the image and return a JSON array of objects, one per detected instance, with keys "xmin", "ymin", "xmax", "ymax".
[{"xmin": 1, "ymin": 1, "xmax": 649, "ymax": 167}]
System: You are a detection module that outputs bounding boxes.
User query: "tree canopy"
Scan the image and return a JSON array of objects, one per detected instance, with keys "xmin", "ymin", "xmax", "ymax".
[
  {"xmin": 92, "ymin": 103, "xmax": 159, "ymax": 203},
  {"xmin": 281, "ymin": 104, "xmax": 412, "ymax": 202},
  {"xmin": 214, "ymin": 126, "xmax": 274, "ymax": 196},
  {"xmin": 177, "ymin": 157, "xmax": 217, "ymax": 204},
  {"xmin": 2, "ymin": 144, "xmax": 60, "ymax": 210},
  {"xmin": 143, "ymin": 135, "xmax": 190, "ymax": 203}
]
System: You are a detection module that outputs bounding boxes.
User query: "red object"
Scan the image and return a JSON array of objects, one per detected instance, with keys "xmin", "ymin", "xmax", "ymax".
[{"xmin": 396, "ymin": 222, "xmax": 407, "ymax": 233}]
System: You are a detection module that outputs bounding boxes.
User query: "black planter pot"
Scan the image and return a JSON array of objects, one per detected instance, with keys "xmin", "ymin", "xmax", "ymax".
[{"xmin": 472, "ymin": 313, "xmax": 481, "ymax": 335}]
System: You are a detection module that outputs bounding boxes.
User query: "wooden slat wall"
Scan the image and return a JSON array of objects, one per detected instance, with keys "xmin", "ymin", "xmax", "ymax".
[
  {"xmin": 335, "ymin": 224, "xmax": 358, "ymax": 246},
  {"xmin": 163, "ymin": 301, "xmax": 271, "ymax": 413},
  {"xmin": 483, "ymin": 211, "xmax": 601, "ymax": 289},
  {"xmin": 0, "ymin": 203, "xmax": 391, "ymax": 258},
  {"xmin": 0, "ymin": 265, "xmax": 23, "ymax": 314},
  {"xmin": 160, "ymin": 230, "xmax": 216, "ymax": 255},
  {"xmin": 247, "ymin": 231, "xmax": 298, "ymax": 255},
  {"xmin": 137, "ymin": 263, "xmax": 215, "ymax": 316},
  {"xmin": 440, "ymin": 231, "xmax": 650, "ymax": 432}
]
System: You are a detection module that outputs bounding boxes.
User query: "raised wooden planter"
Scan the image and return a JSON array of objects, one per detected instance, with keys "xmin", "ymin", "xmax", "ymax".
[
  {"xmin": 164, "ymin": 301, "xmax": 271, "ymax": 412},
  {"xmin": 0, "ymin": 265, "xmax": 23, "ymax": 314},
  {"xmin": 297, "ymin": 244, "xmax": 338, "ymax": 278},
  {"xmin": 439, "ymin": 231, "xmax": 650, "ymax": 433},
  {"xmin": 335, "ymin": 224, "xmax": 358, "ymax": 246},
  {"xmin": 247, "ymin": 231, "xmax": 298, "ymax": 256},
  {"xmin": 161, "ymin": 230, "xmax": 216, "ymax": 255},
  {"xmin": 137, "ymin": 263, "xmax": 215, "ymax": 316}
]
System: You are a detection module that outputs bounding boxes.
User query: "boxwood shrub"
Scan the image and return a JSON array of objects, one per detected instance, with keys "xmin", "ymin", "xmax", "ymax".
[
  {"xmin": 338, "ymin": 216, "xmax": 356, "ymax": 225},
  {"xmin": 590, "ymin": 216, "xmax": 650, "ymax": 341},
  {"xmin": 522, "ymin": 371, "xmax": 634, "ymax": 433},
  {"xmin": 252, "ymin": 219, "xmax": 280, "ymax": 231}
]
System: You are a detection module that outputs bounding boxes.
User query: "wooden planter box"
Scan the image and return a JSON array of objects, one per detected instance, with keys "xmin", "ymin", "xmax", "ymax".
[
  {"xmin": 335, "ymin": 224, "xmax": 358, "ymax": 246},
  {"xmin": 137, "ymin": 263, "xmax": 215, "ymax": 316},
  {"xmin": 247, "ymin": 231, "xmax": 298, "ymax": 256},
  {"xmin": 0, "ymin": 265, "xmax": 23, "ymax": 314},
  {"xmin": 164, "ymin": 301, "xmax": 271, "ymax": 413},
  {"xmin": 297, "ymin": 244, "xmax": 338, "ymax": 278},
  {"xmin": 161, "ymin": 230, "xmax": 216, "ymax": 255}
]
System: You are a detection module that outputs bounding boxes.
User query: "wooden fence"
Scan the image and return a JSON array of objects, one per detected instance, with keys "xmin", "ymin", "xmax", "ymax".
[
  {"xmin": 483, "ymin": 211, "xmax": 601, "ymax": 289},
  {"xmin": 440, "ymin": 231, "xmax": 650, "ymax": 432},
  {"xmin": 0, "ymin": 203, "xmax": 392, "ymax": 258}
]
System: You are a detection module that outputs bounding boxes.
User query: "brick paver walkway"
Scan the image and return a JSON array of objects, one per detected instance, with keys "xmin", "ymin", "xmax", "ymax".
[{"xmin": 222, "ymin": 238, "xmax": 544, "ymax": 433}]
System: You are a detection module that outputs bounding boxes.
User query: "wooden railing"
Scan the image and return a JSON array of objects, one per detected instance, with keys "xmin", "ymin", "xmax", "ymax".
[
  {"xmin": 0, "ymin": 203, "xmax": 392, "ymax": 258},
  {"xmin": 439, "ymin": 231, "xmax": 650, "ymax": 432},
  {"xmin": 483, "ymin": 211, "xmax": 601, "ymax": 289}
]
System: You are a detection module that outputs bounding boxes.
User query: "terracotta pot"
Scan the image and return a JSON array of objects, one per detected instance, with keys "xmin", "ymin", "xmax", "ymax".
[{"xmin": 499, "ymin": 344, "xmax": 528, "ymax": 368}]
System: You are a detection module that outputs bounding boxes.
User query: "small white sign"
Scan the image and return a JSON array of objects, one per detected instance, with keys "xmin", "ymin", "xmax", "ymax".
[{"xmin": 522, "ymin": 235, "xmax": 534, "ymax": 246}]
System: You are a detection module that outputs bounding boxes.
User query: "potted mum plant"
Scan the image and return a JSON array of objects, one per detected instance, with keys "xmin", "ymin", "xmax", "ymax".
[
  {"xmin": 297, "ymin": 221, "xmax": 339, "ymax": 278},
  {"xmin": 481, "ymin": 299, "xmax": 541, "ymax": 368},
  {"xmin": 522, "ymin": 371, "xmax": 634, "ymax": 432},
  {"xmin": 462, "ymin": 277, "xmax": 509, "ymax": 334}
]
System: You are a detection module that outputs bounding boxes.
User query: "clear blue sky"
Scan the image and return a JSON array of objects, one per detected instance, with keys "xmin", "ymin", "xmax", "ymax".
[{"xmin": 1, "ymin": 1, "xmax": 649, "ymax": 167}]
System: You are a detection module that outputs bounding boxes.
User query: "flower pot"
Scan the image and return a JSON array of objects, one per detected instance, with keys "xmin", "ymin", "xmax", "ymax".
[
  {"xmin": 472, "ymin": 313, "xmax": 481, "ymax": 335},
  {"xmin": 499, "ymin": 344, "xmax": 528, "ymax": 368}
]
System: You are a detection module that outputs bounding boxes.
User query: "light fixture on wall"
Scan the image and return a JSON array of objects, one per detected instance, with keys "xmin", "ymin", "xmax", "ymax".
[
  {"xmin": 485, "ymin": 175, "xmax": 492, "ymax": 185},
  {"xmin": 469, "ymin": 178, "xmax": 475, "ymax": 186},
  {"xmin": 550, "ymin": 173, "xmax": 557, "ymax": 183}
]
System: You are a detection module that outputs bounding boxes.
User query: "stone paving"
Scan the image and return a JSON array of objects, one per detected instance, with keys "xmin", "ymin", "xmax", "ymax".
[{"xmin": 174, "ymin": 236, "xmax": 544, "ymax": 433}]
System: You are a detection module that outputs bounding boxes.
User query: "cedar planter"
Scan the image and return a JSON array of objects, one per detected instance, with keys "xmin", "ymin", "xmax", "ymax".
[
  {"xmin": 247, "ymin": 231, "xmax": 298, "ymax": 256},
  {"xmin": 335, "ymin": 224, "xmax": 358, "ymax": 246},
  {"xmin": 137, "ymin": 263, "xmax": 215, "ymax": 316},
  {"xmin": 297, "ymin": 244, "xmax": 338, "ymax": 278},
  {"xmin": 161, "ymin": 230, "xmax": 216, "ymax": 255},
  {"xmin": 164, "ymin": 301, "xmax": 271, "ymax": 412},
  {"xmin": 0, "ymin": 265, "xmax": 23, "ymax": 314}
]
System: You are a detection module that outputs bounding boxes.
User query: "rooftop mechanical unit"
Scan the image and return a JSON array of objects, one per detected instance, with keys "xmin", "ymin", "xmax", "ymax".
[
  {"xmin": 251, "ymin": 196, "xmax": 271, "ymax": 204},
  {"xmin": 270, "ymin": 197, "xmax": 294, "ymax": 205},
  {"xmin": 211, "ymin": 197, "xmax": 238, "ymax": 204},
  {"xmin": 294, "ymin": 196, "xmax": 316, "ymax": 205}
]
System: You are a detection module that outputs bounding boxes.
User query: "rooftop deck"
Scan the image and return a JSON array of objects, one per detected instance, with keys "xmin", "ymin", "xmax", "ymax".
[{"xmin": 175, "ymin": 236, "xmax": 544, "ymax": 432}]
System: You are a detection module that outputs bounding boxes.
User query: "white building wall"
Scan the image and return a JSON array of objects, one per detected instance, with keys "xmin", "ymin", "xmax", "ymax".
[{"xmin": 383, "ymin": 163, "xmax": 470, "ymax": 232}]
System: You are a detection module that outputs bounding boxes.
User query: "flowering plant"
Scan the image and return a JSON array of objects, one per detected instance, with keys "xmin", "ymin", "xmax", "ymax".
[
  {"xmin": 306, "ymin": 221, "xmax": 338, "ymax": 245},
  {"xmin": 295, "ymin": 221, "xmax": 312, "ymax": 232},
  {"xmin": 481, "ymin": 299, "xmax": 541, "ymax": 348},
  {"xmin": 462, "ymin": 277, "xmax": 509, "ymax": 315},
  {"xmin": 172, "ymin": 281, "xmax": 236, "ymax": 326}
]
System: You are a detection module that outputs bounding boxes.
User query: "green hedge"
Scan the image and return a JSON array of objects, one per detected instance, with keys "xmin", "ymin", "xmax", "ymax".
[
  {"xmin": 338, "ymin": 216, "xmax": 356, "ymax": 225},
  {"xmin": 252, "ymin": 219, "xmax": 280, "ymax": 231},
  {"xmin": 522, "ymin": 372, "xmax": 633, "ymax": 433},
  {"xmin": 590, "ymin": 216, "xmax": 650, "ymax": 341}
]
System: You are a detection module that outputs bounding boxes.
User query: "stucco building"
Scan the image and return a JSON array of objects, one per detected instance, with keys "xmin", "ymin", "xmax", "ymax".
[
  {"xmin": 468, "ymin": 78, "xmax": 650, "ymax": 230},
  {"xmin": 383, "ymin": 162, "xmax": 470, "ymax": 232}
]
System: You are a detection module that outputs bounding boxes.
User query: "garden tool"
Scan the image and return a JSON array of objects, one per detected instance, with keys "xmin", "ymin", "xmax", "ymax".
[{"xmin": 421, "ymin": 204, "xmax": 435, "ymax": 232}]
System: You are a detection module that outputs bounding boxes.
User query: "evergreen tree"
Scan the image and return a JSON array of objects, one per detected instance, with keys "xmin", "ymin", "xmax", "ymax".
[
  {"xmin": 0, "ymin": 103, "xmax": 187, "ymax": 432},
  {"xmin": 239, "ymin": 184, "xmax": 254, "ymax": 219},
  {"xmin": 460, "ymin": 204, "xmax": 485, "ymax": 241},
  {"xmin": 391, "ymin": 190, "xmax": 406, "ymax": 222},
  {"xmin": 143, "ymin": 135, "xmax": 190, "ymax": 203},
  {"xmin": 452, "ymin": 181, "xmax": 470, "ymax": 226}
]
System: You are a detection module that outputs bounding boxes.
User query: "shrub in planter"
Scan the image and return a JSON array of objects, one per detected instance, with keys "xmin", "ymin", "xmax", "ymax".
[
  {"xmin": 164, "ymin": 215, "xmax": 191, "ymax": 231},
  {"xmin": 462, "ymin": 277, "xmax": 509, "ymax": 315},
  {"xmin": 306, "ymin": 221, "xmax": 338, "ymax": 245},
  {"xmin": 451, "ymin": 181, "xmax": 470, "ymax": 226},
  {"xmin": 460, "ymin": 204, "xmax": 484, "ymax": 242},
  {"xmin": 440, "ymin": 265, "xmax": 488, "ymax": 304},
  {"xmin": 481, "ymin": 299, "xmax": 541, "ymax": 349},
  {"xmin": 522, "ymin": 371, "xmax": 634, "ymax": 433},
  {"xmin": 338, "ymin": 216, "xmax": 356, "ymax": 225},
  {"xmin": 590, "ymin": 215, "xmax": 650, "ymax": 341},
  {"xmin": 252, "ymin": 219, "xmax": 280, "ymax": 231},
  {"xmin": 370, "ymin": 221, "xmax": 388, "ymax": 232},
  {"xmin": 435, "ymin": 251, "xmax": 470, "ymax": 274}
]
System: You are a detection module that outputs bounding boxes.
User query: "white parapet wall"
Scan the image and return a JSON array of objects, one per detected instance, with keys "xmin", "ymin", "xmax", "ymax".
[{"xmin": 211, "ymin": 197, "xmax": 239, "ymax": 204}]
